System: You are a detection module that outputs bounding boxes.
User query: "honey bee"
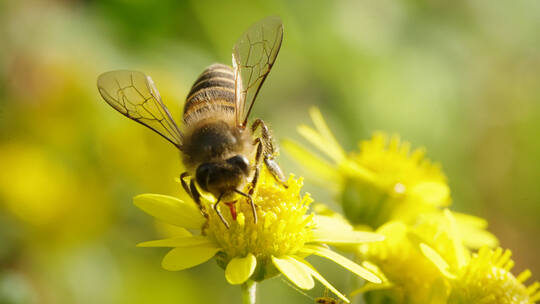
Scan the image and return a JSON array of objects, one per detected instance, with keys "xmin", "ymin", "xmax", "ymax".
[
  {"xmin": 314, "ymin": 288, "xmax": 343, "ymax": 304},
  {"xmin": 97, "ymin": 16, "xmax": 286, "ymax": 228},
  {"xmin": 314, "ymin": 296, "xmax": 341, "ymax": 304}
]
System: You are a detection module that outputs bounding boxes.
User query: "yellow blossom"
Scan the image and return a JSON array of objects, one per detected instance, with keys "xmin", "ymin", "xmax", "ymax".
[
  {"xmin": 420, "ymin": 212, "xmax": 540, "ymax": 304},
  {"xmin": 283, "ymin": 107, "xmax": 450, "ymax": 229},
  {"xmin": 353, "ymin": 209, "xmax": 498, "ymax": 303},
  {"xmin": 134, "ymin": 169, "xmax": 385, "ymax": 303},
  {"xmin": 355, "ymin": 220, "xmax": 448, "ymax": 303},
  {"xmin": 446, "ymin": 247, "xmax": 540, "ymax": 304}
]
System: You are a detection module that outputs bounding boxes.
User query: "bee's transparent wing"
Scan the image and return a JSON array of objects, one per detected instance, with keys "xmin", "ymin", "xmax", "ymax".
[
  {"xmin": 233, "ymin": 16, "xmax": 283, "ymax": 127},
  {"xmin": 97, "ymin": 70, "xmax": 183, "ymax": 148}
]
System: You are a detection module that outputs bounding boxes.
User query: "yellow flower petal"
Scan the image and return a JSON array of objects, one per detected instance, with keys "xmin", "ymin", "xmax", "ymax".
[
  {"xmin": 452, "ymin": 212, "xmax": 499, "ymax": 249},
  {"xmin": 309, "ymin": 229, "xmax": 384, "ymax": 244},
  {"xmin": 350, "ymin": 262, "xmax": 393, "ymax": 296},
  {"xmin": 312, "ymin": 215, "xmax": 354, "ymax": 232},
  {"xmin": 444, "ymin": 209, "xmax": 468, "ymax": 268},
  {"xmin": 225, "ymin": 253, "xmax": 257, "ymax": 285},
  {"xmin": 133, "ymin": 194, "xmax": 205, "ymax": 229},
  {"xmin": 281, "ymin": 139, "xmax": 342, "ymax": 185},
  {"xmin": 458, "ymin": 224, "xmax": 499, "ymax": 249},
  {"xmin": 308, "ymin": 107, "xmax": 346, "ymax": 163},
  {"xmin": 137, "ymin": 235, "xmax": 212, "ymax": 247},
  {"xmin": 419, "ymin": 243, "xmax": 456, "ymax": 279},
  {"xmin": 154, "ymin": 223, "xmax": 192, "ymax": 238},
  {"xmin": 297, "ymin": 122, "xmax": 348, "ymax": 167},
  {"xmin": 297, "ymin": 258, "xmax": 350, "ymax": 303},
  {"xmin": 531, "ymin": 288, "xmax": 540, "ymax": 302},
  {"xmin": 350, "ymin": 282, "xmax": 394, "ymax": 297},
  {"xmin": 272, "ymin": 256, "xmax": 314, "ymax": 290},
  {"xmin": 453, "ymin": 212, "xmax": 488, "ymax": 229},
  {"xmin": 302, "ymin": 245, "xmax": 381, "ymax": 283},
  {"xmin": 161, "ymin": 245, "xmax": 221, "ymax": 271}
]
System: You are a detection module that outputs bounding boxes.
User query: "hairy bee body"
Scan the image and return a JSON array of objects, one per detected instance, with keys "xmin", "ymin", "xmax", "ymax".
[
  {"xmin": 183, "ymin": 64, "xmax": 237, "ymax": 125},
  {"xmin": 181, "ymin": 64, "xmax": 255, "ymax": 196},
  {"xmin": 97, "ymin": 16, "xmax": 285, "ymax": 228},
  {"xmin": 181, "ymin": 118, "xmax": 253, "ymax": 171},
  {"xmin": 315, "ymin": 297, "xmax": 340, "ymax": 304}
]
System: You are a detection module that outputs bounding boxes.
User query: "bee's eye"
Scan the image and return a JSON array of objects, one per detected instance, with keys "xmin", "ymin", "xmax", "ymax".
[{"xmin": 227, "ymin": 155, "xmax": 249, "ymax": 174}]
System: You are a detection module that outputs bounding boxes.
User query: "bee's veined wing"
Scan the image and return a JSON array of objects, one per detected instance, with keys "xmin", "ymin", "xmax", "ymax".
[
  {"xmin": 97, "ymin": 70, "xmax": 183, "ymax": 148},
  {"xmin": 232, "ymin": 16, "xmax": 283, "ymax": 127}
]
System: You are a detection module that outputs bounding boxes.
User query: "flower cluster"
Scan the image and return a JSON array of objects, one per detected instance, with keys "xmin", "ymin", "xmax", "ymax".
[
  {"xmin": 132, "ymin": 107, "xmax": 537, "ymax": 304},
  {"xmin": 284, "ymin": 108, "xmax": 538, "ymax": 304}
]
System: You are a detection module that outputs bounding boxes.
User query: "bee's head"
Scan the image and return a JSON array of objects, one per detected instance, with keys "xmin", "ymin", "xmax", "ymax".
[{"xmin": 195, "ymin": 155, "xmax": 250, "ymax": 196}]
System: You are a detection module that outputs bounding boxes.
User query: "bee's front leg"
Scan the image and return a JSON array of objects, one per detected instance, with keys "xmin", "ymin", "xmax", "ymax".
[
  {"xmin": 234, "ymin": 189, "xmax": 257, "ymax": 224},
  {"xmin": 180, "ymin": 172, "xmax": 192, "ymax": 196},
  {"xmin": 180, "ymin": 172, "xmax": 209, "ymax": 233},
  {"xmin": 213, "ymin": 193, "xmax": 230, "ymax": 229},
  {"xmin": 251, "ymin": 119, "xmax": 288, "ymax": 188},
  {"xmin": 180, "ymin": 172, "xmax": 208, "ymax": 219}
]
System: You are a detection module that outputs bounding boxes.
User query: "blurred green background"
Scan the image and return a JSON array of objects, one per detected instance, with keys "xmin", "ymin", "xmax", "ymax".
[{"xmin": 1, "ymin": 0, "xmax": 539, "ymax": 303}]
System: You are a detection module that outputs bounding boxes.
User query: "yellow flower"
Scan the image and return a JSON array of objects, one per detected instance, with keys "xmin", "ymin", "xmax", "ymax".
[
  {"xmin": 134, "ymin": 170, "xmax": 384, "ymax": 303},
  {"xmin": 420, "ymin": 212, "xmax": 540, "ymax": 304},
  {"xmin": 283, "ymin": 107, "xmax": 450, "ymax": 229},
  {"xmin": 355, "ymin": 221, "xmax": 448, "ymax": 303},
  {"xmin": 354, "ymin": 209, "xmax": 497, "ymax": 303},
  {"xmin": 446, "ymin": 247, "xmax": 540, "ymax": 304}
]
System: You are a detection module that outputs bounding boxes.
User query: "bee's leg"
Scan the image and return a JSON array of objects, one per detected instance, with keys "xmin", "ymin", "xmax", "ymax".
[
  {"xmin": 189, "ymin": 179, "xmax": 208, "ymax": 219},
  {"xmin": 182, "ymin": 175, "xmax": 209, "ymax": 233},
  {"xmin": 214, "ymin": 193, "xmax": 230, "ymax": 229},
  {"xmin": 181, "ymin": 171, "xmax": 206, "ymax": 216},
  {"xmin": 234, "ymin": 189, "xmax": 257, "ymax": 224},
  {"xmin": 251, "ymin": 119, "xmax": 274, "ymax": 155},
  {"xmin": 180, "ymin": 172, "xmax": 191, "ymax": 196},
  {"xmin": 264, "ymin": 158, "xmax": 287, "ymax": 187},
  {"xmin": 251, "ymin": 118, "xmax": 288, "ymax": 187},
  {"xmin": 249, "ymin": 137, "xmax": 264, "ymax": 196}
]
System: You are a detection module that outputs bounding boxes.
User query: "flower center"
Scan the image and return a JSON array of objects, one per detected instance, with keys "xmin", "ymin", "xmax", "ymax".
[
  {"xmin": 452, "ymin": 250, "xmax": 531, "ymax": 304},
  {"xmin": 204, "ymin": 172, "xmax": 314, "ymax": 263}
]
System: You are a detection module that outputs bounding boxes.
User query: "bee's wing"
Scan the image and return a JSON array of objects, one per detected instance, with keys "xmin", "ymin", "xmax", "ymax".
[
  {"xmin": 232, "ymin": 16, "xmax": 283, "ymax": 127},
  {"xmin": 97, "ymin": 70, "xmax": 183, "ymax": 148}
]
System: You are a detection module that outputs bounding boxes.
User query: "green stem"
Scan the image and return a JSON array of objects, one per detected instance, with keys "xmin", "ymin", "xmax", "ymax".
[{"xmin": 241, "ymin": 280, "xmax": 257, "ymax": 304}]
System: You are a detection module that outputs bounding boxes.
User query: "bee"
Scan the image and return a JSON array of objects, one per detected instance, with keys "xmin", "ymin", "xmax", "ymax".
[
  {"xmin": 314, "ymin": 296, "xmax": 341, "ymax": 304},
  {"xmin": 97, "ymin": 16, "xmax": 286, "ymax": 228},
  {"xmin": 313, "ymin": 287, "xmax": 342, "ymax": 304}
]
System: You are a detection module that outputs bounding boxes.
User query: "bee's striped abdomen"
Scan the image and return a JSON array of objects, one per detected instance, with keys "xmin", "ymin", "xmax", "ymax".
[{"xmin": 183, "ymin": 64, "xmax": 236, "ymax": 124}]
